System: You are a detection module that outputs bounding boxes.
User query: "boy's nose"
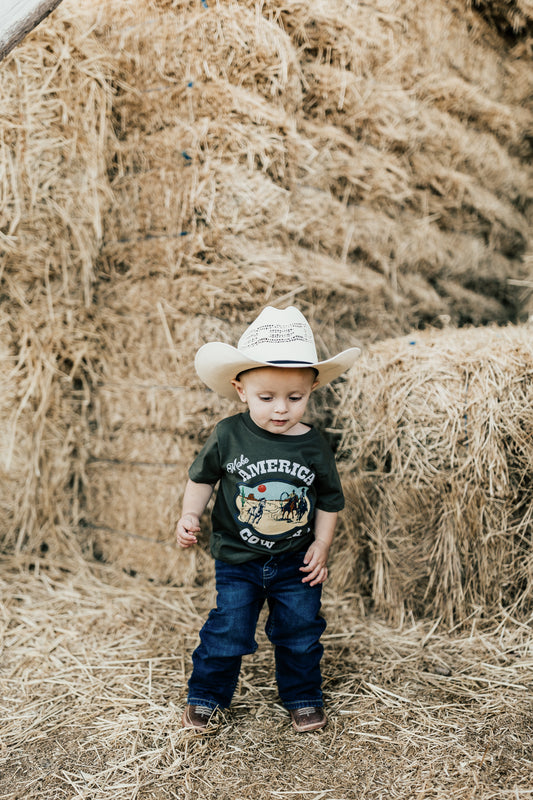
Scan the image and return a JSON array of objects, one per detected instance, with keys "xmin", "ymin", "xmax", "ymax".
[{"xmin": 274, "ymin": 398, "xmax": 288, "ymax": 413}]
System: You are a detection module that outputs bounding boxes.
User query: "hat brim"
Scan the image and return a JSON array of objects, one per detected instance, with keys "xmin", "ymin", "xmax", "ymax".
[{"xmin": 195, "ymin": 342, "xmax": 361, "ymax": 399}]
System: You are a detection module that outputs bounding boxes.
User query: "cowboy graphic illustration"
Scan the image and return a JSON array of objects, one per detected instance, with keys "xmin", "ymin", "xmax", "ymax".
[{"xmin": 235, "ymin": 481, "xmax": 311, "ymax": 538}]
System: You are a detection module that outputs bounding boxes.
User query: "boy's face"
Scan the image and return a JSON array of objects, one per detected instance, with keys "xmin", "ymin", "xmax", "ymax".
[{"xmin": 231, "ymin": 366, "xmax": 318, "ymax": 436}]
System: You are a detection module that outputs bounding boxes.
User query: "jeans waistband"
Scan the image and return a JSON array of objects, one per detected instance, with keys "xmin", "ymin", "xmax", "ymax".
[{"xmin": 245, "ymin": 547, "xmax": 307, "ymax": 565}]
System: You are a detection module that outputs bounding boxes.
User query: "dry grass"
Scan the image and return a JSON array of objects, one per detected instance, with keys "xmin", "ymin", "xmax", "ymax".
[{"xmin": 0, "ymin": 553, "xmax": 532, "ymax": 800}]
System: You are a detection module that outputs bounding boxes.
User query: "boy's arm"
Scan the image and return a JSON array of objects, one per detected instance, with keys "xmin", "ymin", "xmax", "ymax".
[
  {"xmin": 175, "ymin": 478, "xmax": 214, "ymax": 548},
  {"xmin": 300, "ymin": 509, "xmax": 338, "ymax": 586}
]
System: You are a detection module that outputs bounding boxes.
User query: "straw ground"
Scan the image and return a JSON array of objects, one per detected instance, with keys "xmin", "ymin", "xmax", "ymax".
[{"xmin": 1, "ymin": 552, "xmax": 532, "ymax": 800}]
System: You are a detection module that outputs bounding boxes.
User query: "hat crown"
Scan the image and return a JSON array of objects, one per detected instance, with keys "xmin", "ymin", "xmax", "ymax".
[{"xmin": 237, "ymin": 306, "xmax": 318, "ymax": 365}]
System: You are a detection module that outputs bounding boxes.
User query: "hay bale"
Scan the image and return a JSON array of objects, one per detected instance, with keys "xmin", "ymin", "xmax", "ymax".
[
  {"xmin": 0, "ymin": 323, "xmax": 89, "ymax": 556},
  {"xmin": 75, "ymin": 290, "xmax": 228, "ymax": 580},
  {"xmin": 0, "ymin": 5, "xmax": 111, "ymax": 303},
  {"xmin": 333, "ymin": 323, "xmax": 533, "ymax": 624},
  {"xmin": 0, "ymin": 1, "xmax": 112, "ymax": 555},
  {"xmin": 98, "ymin": 0, "xmax": 532, "ymax": 333}
]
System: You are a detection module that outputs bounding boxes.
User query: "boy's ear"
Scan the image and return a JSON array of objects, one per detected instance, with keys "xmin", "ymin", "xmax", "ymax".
[
  {"xmin": 231, "ymin": 379, "xmax": 247, "ymax": 402},
  {"xmin": 311, "ymin": 379, "xmax": 320, "ymax": 392}
]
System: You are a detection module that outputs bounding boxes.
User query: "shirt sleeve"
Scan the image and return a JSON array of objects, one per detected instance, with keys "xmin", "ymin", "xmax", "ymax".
[
  {"xmin": 188, "ymin": 426, "xmax": 223, "ymax": 485},
  {"xmin": 313, "ymin": 438, "xmax": 345, "ymax": 512}
]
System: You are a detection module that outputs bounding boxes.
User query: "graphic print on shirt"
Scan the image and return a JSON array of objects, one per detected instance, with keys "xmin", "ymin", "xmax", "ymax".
[{"xmin": 234, "ymin": 480, "xmax": 313, "ymax": 539}]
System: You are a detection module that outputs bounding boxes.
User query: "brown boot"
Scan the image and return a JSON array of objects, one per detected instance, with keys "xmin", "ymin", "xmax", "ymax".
[
  {"xmin": 182, "ymin": 704, "xmax": 216, "ymax": 730},
  {"xmin": 290, "ymin": 707, "xmax": 327, "ymax": 732}
]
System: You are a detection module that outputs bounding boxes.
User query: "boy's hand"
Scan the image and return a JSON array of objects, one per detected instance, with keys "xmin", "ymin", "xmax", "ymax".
[
  {"xmin": 175, "ymin": 514, "xmax": 200, "ymax": 548},
  {"xmin": 300, "ymin": 540, "xmax": 329, "ymax": 586}
]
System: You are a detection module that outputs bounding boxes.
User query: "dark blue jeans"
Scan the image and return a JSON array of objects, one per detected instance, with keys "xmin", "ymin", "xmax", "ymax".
[{"xmin": 187, "ymin": 550, "xmax": 326, "ymax": 710}]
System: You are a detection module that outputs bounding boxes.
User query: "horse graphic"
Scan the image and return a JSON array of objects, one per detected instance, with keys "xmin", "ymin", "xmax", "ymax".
[
  {"xmin": 296, "ymin": 493, "xmax": 308, "ymax": 521},
  {"xmin": 247, "ymin": 497, "xmax": 266, "ymax": 525},
  {"xmin": 280, "ymin": 491, "xmax": 299, "ymax": 520}
]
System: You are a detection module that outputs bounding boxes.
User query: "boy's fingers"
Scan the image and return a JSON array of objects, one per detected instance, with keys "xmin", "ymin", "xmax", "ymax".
[
  {"xmin": 176, "ymin": 518, "xmax": 200, "ymax": 535},
  {"xmin": 176, "ymin": 523, "xmax": 199, "ymax": 547},
  {"xmin": 301, "ymin": 564, "xmax": 327, "ymax": 584},
  {"xmin": 177, "ymin": 532, "xmax": 198, "ymax": 548},
  {"xmin": 300, "ymin": 558, "xmax": 324, "ymax": 573}
]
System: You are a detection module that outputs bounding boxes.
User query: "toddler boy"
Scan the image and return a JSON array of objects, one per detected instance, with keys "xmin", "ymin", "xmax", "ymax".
[{"xmin": 176, "ymin": 306, "xmax": 359, "ymax": 732}]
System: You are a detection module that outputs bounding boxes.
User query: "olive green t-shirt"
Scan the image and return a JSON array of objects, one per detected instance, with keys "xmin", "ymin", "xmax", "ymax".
[{"xmin": 188, "ymin": 412, "xmax": 344, "ymax": 563}]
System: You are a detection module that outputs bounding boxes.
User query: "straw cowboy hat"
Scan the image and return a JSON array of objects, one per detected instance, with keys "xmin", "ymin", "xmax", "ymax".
[{"xmin": 195, "ymin": 306, "xmax": 361, "ymax": 399}]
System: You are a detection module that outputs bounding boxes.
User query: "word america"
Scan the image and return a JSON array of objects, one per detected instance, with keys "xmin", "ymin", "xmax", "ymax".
[{"xmin": 226, "ymin": 456, "xmax": 316, "ymax": 486}]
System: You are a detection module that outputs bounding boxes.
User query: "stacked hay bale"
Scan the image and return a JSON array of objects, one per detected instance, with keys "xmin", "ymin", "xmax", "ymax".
[
  {"xmin": 1, "ymin": 0, "xmax": 532, "ymax": 618},
  {"xmin": 0, "ymin": 8, "xmax": 111, "ymax": 555},
  {"xmin": 333, "ymin": 324, "xmax": 533, "ymax": 624},
  {"xmin": 95, "ymin": 0, "xmax": 532, "ymax": 331}
]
